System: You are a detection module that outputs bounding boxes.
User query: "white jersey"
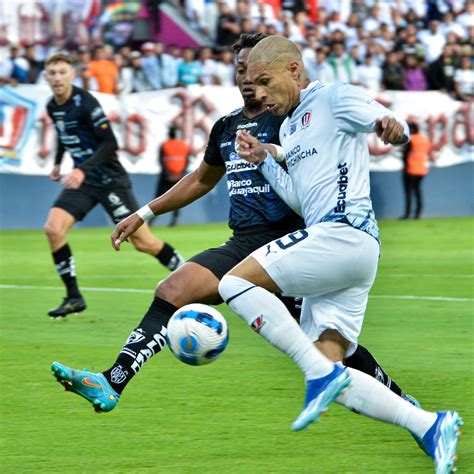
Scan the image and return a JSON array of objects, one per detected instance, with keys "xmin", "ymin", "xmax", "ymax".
[{"xmin": 277, "ymin": 81, "xmax": 408, "ymax": 242}]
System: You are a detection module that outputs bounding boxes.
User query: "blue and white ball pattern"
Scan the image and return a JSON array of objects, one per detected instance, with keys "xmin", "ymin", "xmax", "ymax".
[{"xmin": 166, "ymin": 303, "xmax": 229, "ymax": 366}]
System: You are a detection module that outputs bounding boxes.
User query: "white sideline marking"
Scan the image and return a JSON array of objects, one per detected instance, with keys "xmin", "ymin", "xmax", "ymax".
[
  {"xmin": 0, "ymin": 273, "xmax": 472, "ymax": 280},
  {"xmin": 0, "ymin": 284, "xmax": 472, "ymax": 302}
]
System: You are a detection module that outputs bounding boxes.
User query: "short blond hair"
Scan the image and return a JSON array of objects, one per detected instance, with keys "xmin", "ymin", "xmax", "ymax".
[{"xmin": 45, "ymin": 52, "xmax": 73, "ymax": 67}]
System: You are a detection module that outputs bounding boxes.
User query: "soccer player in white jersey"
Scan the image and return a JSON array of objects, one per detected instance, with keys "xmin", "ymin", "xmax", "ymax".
[{"xmin": 218, "ymin": 35, "xmax": 461, "ymax": 473}]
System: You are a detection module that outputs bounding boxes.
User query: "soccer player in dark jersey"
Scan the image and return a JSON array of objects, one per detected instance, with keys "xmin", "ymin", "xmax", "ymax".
[
  {"xmin": 51, "ymin": 35, "xmax": 416, "ymax": 414},
  {"xmin": 43, "ymin": 53, "xmax": 183, "ymax": 318}
]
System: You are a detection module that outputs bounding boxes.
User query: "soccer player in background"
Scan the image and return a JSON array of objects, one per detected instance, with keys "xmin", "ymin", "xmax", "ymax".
[
  {"xmin": 219, "ymin": 35, "xmax": 461, "ymax": 472},
  {"xmin": 43, "ymin": 53, "xmax": 184, "ymax": 318},
  {"xmin": 52, "ymin": 34, "xmax": 416, "ymax": 424}
]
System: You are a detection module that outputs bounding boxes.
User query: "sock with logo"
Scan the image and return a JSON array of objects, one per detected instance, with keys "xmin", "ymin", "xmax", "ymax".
[
  {"xmin": 102, "ymin": 297, "xmax": 178, "ymax": 394},
  {"xmin": 52, "ymin": 243, "xmax": 81, "ymax": 298},
  {"xmin": 156, "ymin": 242, "xmax": 184, "ymax": 271},
  {"xmin": 344, "ymin": 344, "xmax": 404, "ymax": 397},
  {"xmin": 219, "ymin": 275, "xmax": 335, "ymax": 381}
]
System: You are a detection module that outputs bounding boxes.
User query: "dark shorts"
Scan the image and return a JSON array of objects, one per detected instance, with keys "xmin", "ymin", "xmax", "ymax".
[
  {"xmin": 188, "ymin": 225, "xmax": 303, "ymax": 320},
  {"xmin": 53, "ymin": 185, "xmax": 140, "ymax": 225}
]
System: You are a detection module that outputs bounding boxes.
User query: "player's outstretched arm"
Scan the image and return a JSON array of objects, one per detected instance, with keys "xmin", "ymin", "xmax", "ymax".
[{"xmin": 111, "ymin": 161, "xmax": 224, "ymax": 250}]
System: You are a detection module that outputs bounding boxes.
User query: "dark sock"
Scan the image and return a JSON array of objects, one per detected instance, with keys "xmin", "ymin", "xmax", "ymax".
[
  {"xmin": 156, "ymin": 242, "xmax": 183, "ymax": 271},
  {"xmin": 102, "ymin": 297, "xmax": 178, "ymax": 394},
  {"xmin": 52, "ymin": 244, "xmax": 81, "ymax": 298},
  {"xmin": 344, "ymin": 344, "xmax": 404, "ymax": 397}
]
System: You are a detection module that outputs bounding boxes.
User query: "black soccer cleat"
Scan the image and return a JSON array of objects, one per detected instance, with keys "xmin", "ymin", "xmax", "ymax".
[{"xmin": 48, "ymin": 296, "xmax": 87, "ymax": 319}]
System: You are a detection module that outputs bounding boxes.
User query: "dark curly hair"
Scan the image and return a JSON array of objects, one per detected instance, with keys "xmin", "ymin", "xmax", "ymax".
[{"xmin": 232, "ymin": 33, "xmax": 268, "ymax": 55}]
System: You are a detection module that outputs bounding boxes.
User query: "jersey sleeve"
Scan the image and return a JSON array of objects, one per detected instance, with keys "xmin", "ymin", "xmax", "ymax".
[
  {"xmin": 332, "ymin": 83, "xmax": 409, "ymax": 143},
  {"xmin": 77, "ymin": 93, "xmax": 119, "ymax": 174},
  {"xmin": 258, "ymin": 156, "xmax": 302, "ymax": 216},
  {"xmin": 203, "ymin": 117, "xmax": 225, "ymax": 167},
  {"xmin": 83, "ymin": 93, "xmax": 118, "ymax": 146}
]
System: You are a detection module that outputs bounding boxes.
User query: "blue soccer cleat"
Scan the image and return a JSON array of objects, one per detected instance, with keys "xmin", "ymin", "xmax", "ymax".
[
  {"xmin": 421, "ymin": 410, "xmax": 463, "ymax": 474},
  {"xmin": 51, "ymin": 362, "xmax": 119, "ymax": 413},
  {"xmin": 292, "ymin": 365, "xmax": 351, "ymax": 432}
]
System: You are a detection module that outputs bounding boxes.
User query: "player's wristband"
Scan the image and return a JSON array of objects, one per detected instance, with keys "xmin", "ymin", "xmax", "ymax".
[{"xmin": 136, "ymin": 205, "xmax": 155, "ymax": 222}]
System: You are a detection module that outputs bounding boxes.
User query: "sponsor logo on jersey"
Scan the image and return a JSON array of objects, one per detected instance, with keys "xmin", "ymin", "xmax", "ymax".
[
  {"xmin": 225, "ymin": 158, "xmax": 258, "ymax": 173},
  {"xmin": 91, "ymin": 106, "xmax": 104, "ymax": 119},
  {"xmin": 286, "ymin": 145, "xmax": 318, "ymax": 168},
  {"xmin": 237, "ymin": 122, "xmax": 258, "ymax": 130},
  {"xmin": 334, "ymin": 162, "xmax": 349, "ymax": 213},
  {"xmin": 301, "ymin": 111, "xmax": 311, "ymax": 128},
  {"xmin": 220, "ymin": 141, "xmax": 232, "ymax": 148},
  {"xmin": 251, "ymin": 315, "xmax": 266, "ymax": 333}
]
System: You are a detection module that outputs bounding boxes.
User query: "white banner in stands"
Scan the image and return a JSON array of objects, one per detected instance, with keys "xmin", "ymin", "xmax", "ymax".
[{"xmin": 0, "ymin": 85, "xmax": 472, "ymax": 175}]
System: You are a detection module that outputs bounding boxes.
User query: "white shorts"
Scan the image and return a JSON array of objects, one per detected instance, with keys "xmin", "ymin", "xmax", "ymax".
[{"xmin": 251, "ymin": 222, "xmax": 379, "ymax": 351}]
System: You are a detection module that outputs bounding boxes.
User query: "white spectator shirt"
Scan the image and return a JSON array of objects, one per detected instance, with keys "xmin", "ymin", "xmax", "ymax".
[
  {"xmin": 418, "ymin": 30, "xmax": 446, "ymax": 63},
  {"xmin": 355, "ymin": 64, "xmax": 382, "ymax": 93},
  {"xmin": 454, "ymin": 68, "xmax": 474, "ymax": 95},
  {"xmin": 277, "ymin": 81, "xmax": 409, "ymax": 242}
]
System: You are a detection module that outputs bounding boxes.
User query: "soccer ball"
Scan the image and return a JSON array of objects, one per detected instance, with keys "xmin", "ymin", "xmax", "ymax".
[{"xmin": 166, "ymin": 303, "xmax": 229, "ymax": 366}]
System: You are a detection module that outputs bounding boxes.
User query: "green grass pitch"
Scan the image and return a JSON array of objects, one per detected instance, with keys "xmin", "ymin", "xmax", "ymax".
[{"xmin": 0, "ymin": 218, "xmax": 472, "ymax": 473}]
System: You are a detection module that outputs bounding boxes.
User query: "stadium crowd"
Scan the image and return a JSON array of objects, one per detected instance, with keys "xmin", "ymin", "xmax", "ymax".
[{"xmin": 0, "ymin": 0, "xmax": 473, "ymax": 100}]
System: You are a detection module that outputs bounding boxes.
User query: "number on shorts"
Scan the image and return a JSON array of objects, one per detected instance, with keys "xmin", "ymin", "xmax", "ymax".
[{"xmin": 275, "ymin": 229, "xmax": 309, "ymax": 249}]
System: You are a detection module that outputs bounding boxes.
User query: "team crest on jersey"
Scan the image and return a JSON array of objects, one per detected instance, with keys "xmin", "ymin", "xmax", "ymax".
[
  {"xmin": 301, "ymin": 111, "xmax": 311, "ymax": 128},
  {"xmin": 56, "ymin": 120, "xmax": 65, "ymax": 132},
  {"xmin": 73, "ymin": 94, "xmax": 82, "ymax": 107},
  {"xmin": 289, "ymin": 124, "xmax": 297, "ymax": 135}
]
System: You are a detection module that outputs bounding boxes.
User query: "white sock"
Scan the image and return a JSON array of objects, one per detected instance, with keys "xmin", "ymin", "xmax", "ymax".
[
  {"xmin": 337, "ymin": 367, "xmax": 437, "ymax": 438},
  {"xmin": 219, "ymin": 275, "xmax": 334, "ymax": 380}
]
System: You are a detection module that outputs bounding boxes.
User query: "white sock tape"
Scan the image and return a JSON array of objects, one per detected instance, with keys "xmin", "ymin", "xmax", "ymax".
[{"xmin": 136, "ymin": 205, "xmax": 155, "ymax": 222}]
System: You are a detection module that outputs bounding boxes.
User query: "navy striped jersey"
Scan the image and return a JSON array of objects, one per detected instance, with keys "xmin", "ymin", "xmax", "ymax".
[
  {"xmin": 204, "ymin": 107, "xmax": 302, "ymax": 231},
  {"xmin": 47, "ymin": 86, "xmax": 130, "ymax": 189}
]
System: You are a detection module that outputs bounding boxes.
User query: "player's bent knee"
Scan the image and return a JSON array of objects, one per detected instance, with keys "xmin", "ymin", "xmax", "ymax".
[
  {"xmin": 43, "ymin": 221, "xmax": 66, "ymax": 241},
  {"xmin": 317, "ymin": 329, "xmax": 349, "ymax": 362}
]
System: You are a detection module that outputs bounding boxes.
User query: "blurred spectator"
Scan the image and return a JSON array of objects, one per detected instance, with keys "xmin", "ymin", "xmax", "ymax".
[
  {"xmin": 418, "ymin": 20, "xmax": 446, "ymax": 64},
  {"xmin": 216, "ymin": 2, "xmax": 241, "ymax": 46},
  {"xmin": 382, "ymin": 51, "xmax": 405, "ymax": 90},
  {"xmin": 401, "ymin": 122, "xmax": 433, "ymax": 220},
  {"xmin": 155, "ymin": 41, "xmax": 179, "ymax": 88},
  {"xmin": 326, "ymin": 41, "xmax": 357, "ymax": 83},
  {"xmin": 178, "ymin": 47, "xmax": 202, "ymax": 86},
  {"xmin": 402, "ymin": 54, "xmax": 428, "ymax": 91},
  {"xmin": 0, "ymin": 53, "xmax": 16, "ymax": 85},
  {"xmin": 313, "ymin": 47, "xmax": 333, "ymax": 83},
  {"xmin": 453, "ymin": 55, "xmax": 474, "ymax": 101},
  {"xmin": 9, "ymin": 45, "xmax": 29, "ymax": 83},
  {"xmin": 121, "ymin": 51, "xmax": 153, "ymax": 93},
  {"xmin": 89, "ymin": 45, "xmax": 118, "ymax": 94},
  {"xmin": 140, "ymin": 42, "xmax": 161, "ymax": 90},
  {"xmin": 440, "ymin": 11, "xmax": 467, "ymax": 39},
  {"xmin": 198, "ymin": 46, "xmax": 218, "ymax": 85},
  {"xmin": 73, "ymin": 63, "xmax": 99, "ymax": 91},
  {"xmin": 456, "ymin": 2, "xmax": 474, "ymax": 37},
  {"xmin": 356, "ymin": 53, "xmax": 382, "ymax": 92},
  {"xmin": 154, "ymin": 125, "xmax": 191, "ymax": 227},
  {"xmin": 213, "ymin": 48, "xmax": 235, "ymax": 86},
  {"xmin": 426, "ymin": 44, "xmax": 458, "ymax": 93},
  {"xmin": 24, "ymin": 45, "xmax": 44, "ymax": 83}
]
